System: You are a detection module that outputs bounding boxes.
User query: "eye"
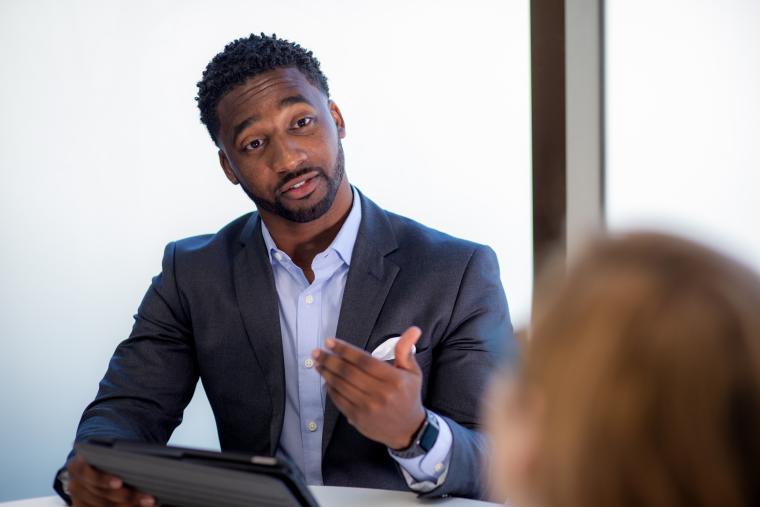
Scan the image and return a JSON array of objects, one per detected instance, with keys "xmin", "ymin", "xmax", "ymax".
[
  {"xmin": 244, "ymin": 138, "xmax": 264, "ymax": 151},
  {"xmin": 294, "ymin": 116, "xmax": 314, "ymax": 129}
]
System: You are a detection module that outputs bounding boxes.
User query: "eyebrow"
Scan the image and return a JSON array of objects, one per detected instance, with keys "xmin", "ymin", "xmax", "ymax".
[
  {"xmin": 232, "ymin": 94, "xmax": 314, "ymax": 142},
  {"xmin": 278, "ymin": 94, "xmax": 312, "ymax": 109},
  {"xmin": 232, "ymin": 115, "xmax": 260, "ymax": 141}
]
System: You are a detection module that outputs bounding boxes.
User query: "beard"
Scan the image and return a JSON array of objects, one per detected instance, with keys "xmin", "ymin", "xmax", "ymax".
[{"xmin": 242, "ymin": 142, "xmax": 346, "ymax": 223}]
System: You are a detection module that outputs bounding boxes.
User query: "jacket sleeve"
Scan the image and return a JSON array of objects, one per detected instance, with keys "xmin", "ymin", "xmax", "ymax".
[
  {"xmin": 74, "ymin": 241, "xmax": 198, "ymax": 447},
  {"xmin": 419, "ymin": 244, "xmax": 515, "ymax": 499},
  {"xmin": 55, "ymin": 242, "xmax": 199, "ymax": 503}
]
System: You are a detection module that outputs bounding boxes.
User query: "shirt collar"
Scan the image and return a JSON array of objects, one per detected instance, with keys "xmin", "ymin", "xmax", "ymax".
[{"xmin": 260, "ymin": 186, "xmax": 362, "ymax": 267}]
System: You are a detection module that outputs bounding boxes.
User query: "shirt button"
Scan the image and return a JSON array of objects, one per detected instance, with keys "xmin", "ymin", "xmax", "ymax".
[
  {"xmin": 304, "ymin": 294, "xmax": 314, "ymax": 305},
  {"xmin": 434, "ymin": 463, "xmax": 444, "ymax": 473},
  {"xmin": 304, "ymin": 358, "xmax": 314, "ymax": 368},
  {"xmin": 307, "ymin": 421, "xmax": 318, "ymax": 432},
  {"xmin": 274, "ymin": 252, "xmax": 283, "ymax": 262}
]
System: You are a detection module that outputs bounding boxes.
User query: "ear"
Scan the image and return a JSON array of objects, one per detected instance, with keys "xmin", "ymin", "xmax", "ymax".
[
  {"xmin": 218, "ymin": 149, "xmax": 239, "ymax": 185},
  {"xmin": 328, "ymin": 100, "xmax": 346, "ymax": 139}
]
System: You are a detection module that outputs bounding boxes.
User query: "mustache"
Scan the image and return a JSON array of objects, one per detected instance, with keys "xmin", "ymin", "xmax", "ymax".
[{"xmin": 275, "ymin": 167, "xmax": 325, "ymax": 193}]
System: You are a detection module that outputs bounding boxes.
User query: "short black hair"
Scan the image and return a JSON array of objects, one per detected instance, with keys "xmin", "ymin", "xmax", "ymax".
[{"xmin": 196, "ymin": 33, "xmax": 330, "ymax": 144}]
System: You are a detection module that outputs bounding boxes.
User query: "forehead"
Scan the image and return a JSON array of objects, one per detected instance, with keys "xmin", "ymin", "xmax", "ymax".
[{"xmin": 216, "ymin": 67, "xmax": 324, "ymax": 124}]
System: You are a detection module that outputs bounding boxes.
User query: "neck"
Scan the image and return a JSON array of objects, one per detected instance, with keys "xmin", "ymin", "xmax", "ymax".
[{"xmin": 260, "ymin": 180, "xmax": 354, "ymax": 272}]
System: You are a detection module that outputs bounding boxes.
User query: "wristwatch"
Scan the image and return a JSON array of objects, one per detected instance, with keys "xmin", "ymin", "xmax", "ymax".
[{"xmin": 390, "ymin": 409, "xmax": 440, "ymax": 459}]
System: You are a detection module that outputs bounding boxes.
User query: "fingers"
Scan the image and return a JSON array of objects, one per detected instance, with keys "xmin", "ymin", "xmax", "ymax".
[
  {"xmin": 394, "ymin": 326, "xmax": 422, "ymax": 372},
  {"xmin": 312, "ymin": 348, "xmax": 389, "ymax": 396},
  {"xmin": 319, "ymin": 338, "xmax": 395, "ymax": 380},
  {"xmin": 315, "ymin": 359, "xmax": 372, "ymax": 401},
  {"xmin": 67, "ymin": 456, "xmax": 106, "ymax": 490},
  {"xmin": 312, "ymin": 329, "xmax": 425, "ymax": 396},
  {"xmin": 324, "ymin": 383, "xmax": 359, "ymax": 422},
  {"xmin": 67, "ymin": 455, "xmax": 155, "ymax": 506},
  {"xmin": 71, "ymin": 480, "xmax": 154, "ymax": 507}
]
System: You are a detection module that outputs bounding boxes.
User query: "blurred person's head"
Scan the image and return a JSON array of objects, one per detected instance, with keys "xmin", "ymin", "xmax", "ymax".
[{"xmin": 487, "ymin": 232, "xmax": 760, "ymax": 507}]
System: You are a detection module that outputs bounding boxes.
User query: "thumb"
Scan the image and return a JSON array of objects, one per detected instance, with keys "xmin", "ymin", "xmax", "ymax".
[{"xmin": 394, "ymin": 326, "xmax": 422, "ymax": 372}]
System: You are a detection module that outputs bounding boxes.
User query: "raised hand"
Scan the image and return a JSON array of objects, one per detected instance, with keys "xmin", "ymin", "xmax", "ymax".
[{"xmin": 313, "ymin": 326, "xmax": 426, "ymax": 450}]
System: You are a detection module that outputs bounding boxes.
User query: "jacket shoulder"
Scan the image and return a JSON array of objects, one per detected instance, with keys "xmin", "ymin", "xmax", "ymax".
[
  {"xmin": 170, "ymin": 212, "xmax": 255, "ymax": 265},
  {"xmin": 385, "ymin": 211, "xmax": 490, "ymax": 261}
]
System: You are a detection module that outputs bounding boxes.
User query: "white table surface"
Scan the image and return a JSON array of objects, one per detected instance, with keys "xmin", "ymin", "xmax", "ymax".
[{"xmin": 0, "ymin": 486, "xmax": 498, "ymax": 507}]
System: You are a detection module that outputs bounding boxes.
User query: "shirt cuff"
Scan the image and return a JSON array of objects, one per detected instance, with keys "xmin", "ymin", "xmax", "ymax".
[{"xmin": 388, "ymin": 412, "xmax": 453, "ymax": 492}]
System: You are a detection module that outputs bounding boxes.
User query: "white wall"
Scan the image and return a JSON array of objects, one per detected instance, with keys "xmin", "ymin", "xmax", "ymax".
[
  {"xmin": 606, "ymin": 0, "xmax": 760, "ymax": 271},
  {"xmin": 0, "ymin": 0, "xmax": 532, "ymax": 500}
]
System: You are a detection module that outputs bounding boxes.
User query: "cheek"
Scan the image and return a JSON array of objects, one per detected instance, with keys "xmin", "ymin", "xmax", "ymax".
[
  {"xmin": 307, "ymin": 135, "xmax": 338, "ymax": 169},
  {"xmin": 234, "ymin": 166, "xmax": 275, "ymax": 196},
  {"xmin": 234, "ymin": 155, "xmax": 272, "ymax": 178},
  {"xmin": 309, "ymin": 126, "xmax": 340, "ymax": 158}
]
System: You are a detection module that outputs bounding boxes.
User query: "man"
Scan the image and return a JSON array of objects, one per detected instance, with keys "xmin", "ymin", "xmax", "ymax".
[{"xmin": 56, "ymin": 34, "xmax": 514, "ymax": 506}]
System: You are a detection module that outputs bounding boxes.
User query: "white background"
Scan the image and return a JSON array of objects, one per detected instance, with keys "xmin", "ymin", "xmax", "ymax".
[
  {"xmin": 0, "ymin": 0, "xmax": 532, "ymax": 500},
  {"xmin": 606, "ymin": 0, "xmax": 760, "ymax": 271}
]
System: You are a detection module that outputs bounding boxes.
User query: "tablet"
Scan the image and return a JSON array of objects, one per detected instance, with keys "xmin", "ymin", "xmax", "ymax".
[{"xmin": 74, "ymin": 439, "xmax": 319, "ymax": 507}]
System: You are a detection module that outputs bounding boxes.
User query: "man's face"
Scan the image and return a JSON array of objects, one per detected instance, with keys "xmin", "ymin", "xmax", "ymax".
[{"xmin": 216, "ymin": 67, "xmax": 347, "ymax": 223}]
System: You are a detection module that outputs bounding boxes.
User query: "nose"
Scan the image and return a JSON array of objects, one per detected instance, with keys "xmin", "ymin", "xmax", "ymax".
[{"xmin": 269, "ymin": 135, "xmax": 307, "ymax": 174}]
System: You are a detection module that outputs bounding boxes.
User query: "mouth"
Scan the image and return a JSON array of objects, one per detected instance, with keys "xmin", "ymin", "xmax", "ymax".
[{"xmin": 279, "ymin": 170, "xmax": 321, "ymax": 199}]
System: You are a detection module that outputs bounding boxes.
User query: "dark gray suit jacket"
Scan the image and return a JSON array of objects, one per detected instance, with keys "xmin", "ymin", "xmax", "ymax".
[{"xmin": 63, "ymin": 190, "xmax": 514, "ymax": 500}]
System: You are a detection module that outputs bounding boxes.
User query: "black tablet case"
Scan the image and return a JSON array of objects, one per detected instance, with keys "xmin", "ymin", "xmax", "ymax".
[{"xmin": 75, "ymin": 439, "xmax": 319, "ymax": 507}]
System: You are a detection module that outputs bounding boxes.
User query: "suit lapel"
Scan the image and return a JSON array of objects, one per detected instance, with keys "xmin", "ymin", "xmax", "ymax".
[
  {"xmin": 232, "ymin": 214, "xmax": 285, "ymax": 455},
  {"xmin": 322, "ymin": 192, "xmax": 399, "ymax": 454}
]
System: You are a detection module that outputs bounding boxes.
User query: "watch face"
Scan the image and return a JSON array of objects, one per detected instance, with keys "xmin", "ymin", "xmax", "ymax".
[
  {"xmin": 419, "ymin": 415, "xmax": 440, "ymax": 452},
  {"xmin": 390, "ymin": 411, "xmax": 442, "ymax": 458}
]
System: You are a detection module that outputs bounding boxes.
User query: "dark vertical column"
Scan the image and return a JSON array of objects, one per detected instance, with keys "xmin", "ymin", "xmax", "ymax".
[{"xmin": 531, "ymin": 0, "xmax": 567, "ymax": 279}]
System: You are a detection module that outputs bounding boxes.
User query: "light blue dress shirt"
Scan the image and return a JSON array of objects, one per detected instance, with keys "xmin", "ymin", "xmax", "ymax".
[{"xmin": 260, "ymin": 187, "xmax": 452, "ymax": 490}]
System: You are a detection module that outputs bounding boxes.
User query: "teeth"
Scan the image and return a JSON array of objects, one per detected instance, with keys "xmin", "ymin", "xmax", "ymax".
[{"xmin": 291, "ymin": 180, "xmax": 306, "ymax": 190}]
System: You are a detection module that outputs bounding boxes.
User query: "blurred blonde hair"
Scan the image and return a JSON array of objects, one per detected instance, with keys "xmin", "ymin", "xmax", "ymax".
[{"xmin": 524, "ymin": 232, "xmax": 760, "ymax": 507}]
